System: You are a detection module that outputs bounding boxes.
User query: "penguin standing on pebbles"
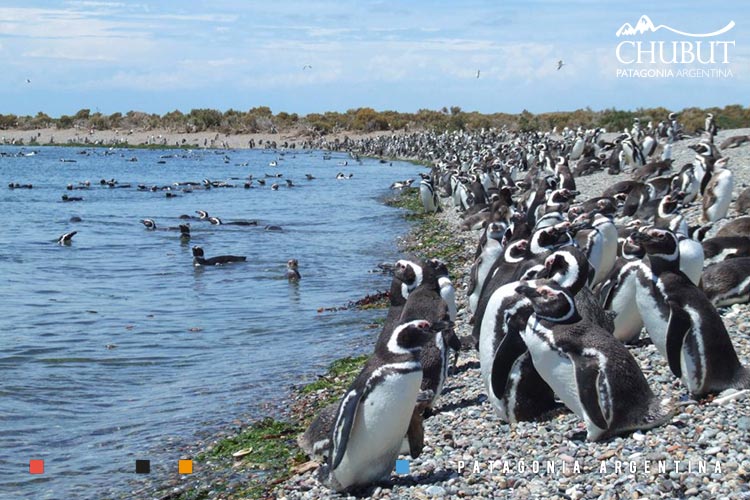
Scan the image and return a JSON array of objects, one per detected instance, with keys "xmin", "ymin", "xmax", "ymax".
[
  {"xmin": 702, "ymin": 157, "xmax": 734, "ymax": 223},
  {"xmin": 321, "ymin": 320, "xmax": 437, "ymax": 493},
  {"xmin": 516, "ymin": 280, "xmax": 674, "ymax": 441},
  {"xmin": 631, "ymin": 228, "xmax": 750, "ymax": 397}
]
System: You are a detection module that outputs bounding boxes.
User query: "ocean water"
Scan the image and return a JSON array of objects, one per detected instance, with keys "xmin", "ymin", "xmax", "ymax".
[{"xmin": 0, "ymin": 146, "xmax": 421, "ymax": 498}]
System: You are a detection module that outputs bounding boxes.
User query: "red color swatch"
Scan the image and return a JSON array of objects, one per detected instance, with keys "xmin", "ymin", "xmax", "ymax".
[{"xmin": 29, "ymin": 460, "xmax": 44, "ymax": 474}]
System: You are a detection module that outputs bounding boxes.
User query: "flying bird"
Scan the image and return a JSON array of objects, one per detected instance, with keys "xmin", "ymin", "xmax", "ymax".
[
  {"xmin": 26, "ymin": 78, "xmax": 31, "ymax": 84},
  {"xmin": 476, "ymin": 69, "xmax": 480, "ymax": 79},
  {"xmin": 302, "ymin": 65, "xmax": 312, "ymax": 70},
  {"xmin": 557, "ymin": 60, "xmax": 565, "ymax": 70}
]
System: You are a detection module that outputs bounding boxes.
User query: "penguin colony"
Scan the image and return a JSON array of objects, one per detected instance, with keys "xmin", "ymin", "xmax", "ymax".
[{"xmin": 300, "ymin": 115, "xmax": 750, "ymax": 494}]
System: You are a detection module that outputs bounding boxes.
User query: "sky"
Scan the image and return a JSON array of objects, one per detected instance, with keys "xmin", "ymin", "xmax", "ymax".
[{"xmin": 0, "ymin": 0, "xmax": 747, "ymax": 117}]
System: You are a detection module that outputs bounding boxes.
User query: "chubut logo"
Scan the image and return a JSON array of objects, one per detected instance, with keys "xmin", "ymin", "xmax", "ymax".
[{"xmin": 615, "ymin": 15, "xmax": 735, "ymax": 78}]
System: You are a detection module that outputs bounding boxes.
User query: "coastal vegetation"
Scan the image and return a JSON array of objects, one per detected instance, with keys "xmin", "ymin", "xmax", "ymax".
[{"xmin": 2, "ymin": 104, "xmax": 749, "ymax": 136}]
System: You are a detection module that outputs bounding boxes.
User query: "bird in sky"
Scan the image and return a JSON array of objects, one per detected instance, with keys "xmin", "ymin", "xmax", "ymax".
[
  {"xmin": 26, "ymin": 78, "xmax": 31, "ymax": 83},
  {"xmin": 476, "ymin": 69, "xmax": 480, "ymax": 79},
  {"xmin": 302, "ymin": 65, "xmax": 312, "ymax": 70},
  {"xmin": 557, "ymin": 60, "xmax": 565, "ymax": 70}
]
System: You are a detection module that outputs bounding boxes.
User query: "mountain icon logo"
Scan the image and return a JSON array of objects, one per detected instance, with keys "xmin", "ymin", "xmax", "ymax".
[{"xmin": 616, "ymin": 15, "xmax": 735, "ymax": 37}]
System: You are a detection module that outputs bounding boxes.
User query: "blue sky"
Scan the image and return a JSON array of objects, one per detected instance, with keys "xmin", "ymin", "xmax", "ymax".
[{"xmin": 0, "ymin": 0, "xmax": 747, "ymax": 117}]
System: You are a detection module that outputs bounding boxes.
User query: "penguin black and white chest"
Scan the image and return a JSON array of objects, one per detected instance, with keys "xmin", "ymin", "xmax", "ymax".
[
  {"xmin": 516, "ymin": 281, "xmax": 673, "ymax": 441},
  {"xmin": 419, "ymin": 177, "xmax": 440, "ymax": 213},
  {"xmin": 631, "ymin": 228, "xmax": 750, "ymax": 397},
  {"xmin": 323, "ymin": 320, "xmax": 433, "ymax": 492},
  {"xmin": 430, "ymin": 258, "xmax": 457, "ymax": 322},
  {"xmin": 573, "ymin": 212, "xmax": 617, "ymax": 286},
  {"xmin": 468, "ymin": 222, "xmax": 506, "ymax": 314},
  {"xmin": 702, "ymin": 158, "xmax": 734, "ymax": 223}
]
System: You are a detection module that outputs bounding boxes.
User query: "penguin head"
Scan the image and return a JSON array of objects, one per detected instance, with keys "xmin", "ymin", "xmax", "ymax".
[
  {"xmin": 191, "ymin": 246, "xmax": 205, "ymax": 257},
  {"xmin": 196, "ymin": 210, "xmax": 209, "ymax": 219},
  {"xmin": 208, "ymin": 217, "xmax": 222, "ymax": 225},
  {"xmin": 542, "ymin": 247, "xmax": 589, "ymax": 293},
  {"xmin": 629, "ymin": 228, "xmax": 679, "ymax": 261},
  {"xmin": 287, "ymin": 259, "xmax": 299, "ymax": 269},
  {"xmin": 505, "ymin": 239, "xmax": 528, "ymax": 262},
  {"xmin": 515, "ymin": 280, "xmax": 578, "ymax": 323},
  {"xmin": 394, "ymin": 259, "xmax": 422, "ymax": 291},
  {"xmin": 179, "ymin": 224, "xmax": 190, "ymax": 235},
  {"xmin": 388, "ymin": 320, "xmax": 436, "ymax": 354},
  {"xmin": 427, "ymin": 258, "xmax": 450, "ymax": 279},
  {"xmin": 141, "ymin": 218, "xmax": 156, "ymax": 229}
]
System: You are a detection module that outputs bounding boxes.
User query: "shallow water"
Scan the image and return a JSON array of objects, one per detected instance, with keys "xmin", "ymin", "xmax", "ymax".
[{"xmin": 0, "ymin": 145, "xmax": 421, "ymax": 498}]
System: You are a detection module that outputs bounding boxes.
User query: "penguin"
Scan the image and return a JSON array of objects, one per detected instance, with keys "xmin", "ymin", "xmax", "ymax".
[
  {"xmin": 596, "ymin": 246, "xmax": 645, "ymax": 344},
  {"xmin": 573, "ymin": 212, "xmax": 617, "ymax": 286},
  {"xmin": 299, "ymin": 402, "xmax": 338, "ymax": 461},
  {"xmin": 397, "ymin": 259, "xmax": 460, "ymax": 409},
  {"xmin": 57, "ymin": 231, "xmax": 77, "ymax": 245},
  {"xmin": 516, "ymin": 280, "xmax": 673, "ymax": 441},
  {"xmin": 61, "ymin": 194, "xmax": 82, "ymax": 202},
  {"xmin": 209, "ymin": 216, "xmax": 223, "ymax": 225},
  {"xmin": 701, "ymin": 257, "xmax": 750, "ymax": 307},
  {"xmin": 196, "ymin": 210, "xmax": 209, "ymax": 220},
  {"xmin": 702, "ymin": 236, "xmax": 750, "ymax": 266},
  {"xmin": 322, "ymin": 320, "xmax": 436, "ymax": 492},
  {"xmin": 141, "ymin": 219, "xmax": 157, "ymax": 230},
  {"xmin": 179, "ymin": 224, "xmax": 191, "ymax": 241},
  {"xmin": 630, "ymin": 228, "xmax": 750, "ymax": 397},
  {"xmin": 430, "ymin": 258, "xmax": 457, "ymax": 322},
  {"xmin": 286, "ymin": 259, "xmax": 301, "ymax": 281},
  {"xmin": 467, "ymin": 222, "xmax": 506, "ymax": 314},
  {"xmin": 191, "ymin": 246, "xmax": 246, "ymax": 266},
  {"xmin": 702, "ymin": 158, "xmax": 734, "ymax": 223},
  {"xmin": 716, "ymin": 216, "xmax": 750, "ymax": 238},
  {"xmin": 419, "ymin": 178, "xmax": 440, "ymax": 213}
]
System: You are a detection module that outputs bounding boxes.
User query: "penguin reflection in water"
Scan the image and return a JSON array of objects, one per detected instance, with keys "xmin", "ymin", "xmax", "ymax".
[
  {"xmin": 320, "ymin": 320, "xmax": 443, "ymax": 492},
  {"xmin": 191, "ymin": 246, "xmax": 246, "ymax": 266},
  {"xmin": 516, "ymin": 280, "xmax": 673, "ymax": 441}
]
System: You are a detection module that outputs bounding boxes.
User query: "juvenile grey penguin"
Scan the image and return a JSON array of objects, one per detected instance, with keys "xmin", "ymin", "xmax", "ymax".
[
  {"xmin": 631, "ymin": 228, "xmax": 750, "ymax": 397},
  {"xmin": 701, "ymin": 257, "xmax": 750, "ymax": 307},
  {"xmin": 516, "ymin": 280, "xmax": 673, "ymax": 441},
  {"xmin": 702, "ymin": 236, "xmax": 750, "ymax": 266},
  {"xmin": 321, "ymin": 320, "xmax": 435, "ymax": 492}
]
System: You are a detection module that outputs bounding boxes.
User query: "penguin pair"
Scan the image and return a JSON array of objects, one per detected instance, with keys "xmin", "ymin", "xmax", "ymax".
[
  {"xmin": 516, "ymin": 280, "xmax": 674, "ymax": 441},
  {"xmin": 631, "ymin": 228, "xmax": 750, "ymax": 397}
]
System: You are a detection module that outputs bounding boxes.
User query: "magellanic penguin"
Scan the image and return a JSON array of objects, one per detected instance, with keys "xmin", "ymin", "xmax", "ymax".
[
  {"xmin": 398, "ymin": 259, "xmax": 460, "ymax": 409},
  {"xmin": 701, "ymin": 257, "xmax": 750, "ymax": 307},
  {"xmin": 286, "ymin": 259, "xmax": 301, "ymax": 281},
  {"xmin": 467, "ymin": 222, "xmax": 506, "ymax": 314},
  {"xmin": 631, "ymin": 228, "xmax": 750, "ymax": 397},
  {"xmin": 702, "ymin": 157, "xmax": 734, "ymax": 223},
  {"xmin": 702, "ymin": 236, "xmax": 750, "ymax": 266},
  {"xmin": 191, "ymin": 246, "xmax": 246, "ymax": 266},
  {"xmin": 419, "ymin": 177, "xmax": 441, "ymax": 213},
  {"xmin": 516, "ymin": 280, "xmax": 674, "ymax": 441},
  {"xmin": 57, "ymin": 231, "xmax": 77, "ymax": 245},
  {"xmin": 430, "ymin": 258, "xmax": 458, "ymax": 322},
  {"xmin": 321, "ymin": 320, "xmax": 436, "ymax": 492},
  {"xmin": 572, "ymin": 211, "xmax": 618, "ymax": 286}
]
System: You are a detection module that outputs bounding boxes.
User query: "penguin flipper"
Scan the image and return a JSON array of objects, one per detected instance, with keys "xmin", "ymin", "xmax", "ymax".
[
  {"xmin": 569, "ymin": 352, "xmax": 610, "ymax": 430},
  {"xmin": 330, "ymin": 388, "xmax": 364, "ymax": 470},
  {"xmin": 490, "ymin": 315, "xmax": 528, "ymax": 400},
  {"xmin": 467, "ymin": 257, "xmax": 481, "ymax": 297},
  {"xmin": 666, "ymin": 301, "xmax": 691, "ymax": 378}
]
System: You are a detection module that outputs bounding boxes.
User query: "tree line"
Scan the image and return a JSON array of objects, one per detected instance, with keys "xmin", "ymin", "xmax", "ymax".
[{"xmin": 0, "ymin": 104, "xmax": 748, "ymax": 135}]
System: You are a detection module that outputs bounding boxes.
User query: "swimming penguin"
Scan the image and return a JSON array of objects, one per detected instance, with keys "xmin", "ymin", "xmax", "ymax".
[
  {"xmin": 179, "ymin": 224, "xmax": 190, "ymax": 241},
  {"xmin": 191, "ymin": 246, "xmax": 246, "ymax": 266},
  {"xmin": 208, "ymin": 216, "xmax": 223, "ymax": 225},
  {"xmin": 321, "ymin": 320, "xmax": 436, "ymax": 492},
  {"xmin": 701, "ymin": 257, "xmax": 750, "ymax": 307},
  {"xmin": 516, "ymin": 280, "xmax": 673, "ymax": 441},
  {"xmin": 141, "ymin": 219, "xmax": 157, "ymax": 230},
  {"xmin": 702, "ymin": 157, "xmax": 734, "ymax": 223},
  {"xmin": 61, "ymin": 194, "xmax": 82, "ymax": 202},
  {"xmin": 286, "ymin": 259, "xmax": 301, "ymax": 281},
  {"xmin": 631, "ymin": 228, "xmax": 750, "ymax": 397},
  {"xmin": 196, "ymin": 210, "xmax": 209, "ymax": 220},
  {"xmin": 57, "ymin": 231, "xmax": 77, "ymax": 245}
]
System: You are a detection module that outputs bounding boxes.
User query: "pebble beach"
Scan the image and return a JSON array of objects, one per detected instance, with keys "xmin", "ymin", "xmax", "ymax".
[{"xmin": 275, "ymin": 128, "xmax": 750, "ymax": 500}]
